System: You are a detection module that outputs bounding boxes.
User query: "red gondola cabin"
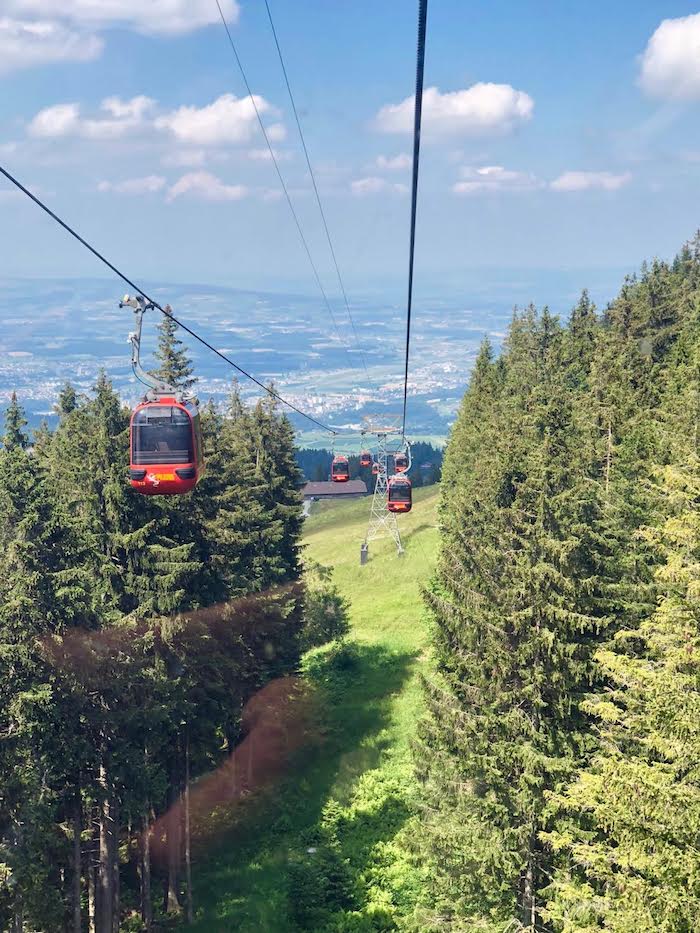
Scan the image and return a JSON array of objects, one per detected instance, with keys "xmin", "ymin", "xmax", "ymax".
[
  {"xmin": 359, "ymin": 451, "xmax": 372, "ymax": 468},
  {"xmin": 331, "ymin": 455, "xmax": 350, "ymax": 482},
  {"xmin": 394, "ymin": 452, "xmax": 409, "ymax": 473},
  {"xmin": 372, "ymin": 462, "xmax": 379, "ymax": 475},
  {"xmin": 129, "ymin": 397, "xmax": 203, "ymax": 495},
  {"xmin": 387, "ymin": 475, "xmax": 412, "ymax": 513}
]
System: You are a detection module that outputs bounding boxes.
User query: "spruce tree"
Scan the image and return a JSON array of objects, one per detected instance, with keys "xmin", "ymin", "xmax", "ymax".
[
  {"xmin": 54, "ymin": 382, "xmax": 78, "ymax": 417},
  {"xmin": 0, "ymin": 397, "xmax": 96, "ymax": 930},
  {"xmin": 415, "ymin": 308, "xmax": 619, "ymax": 929},
  {"xmin": 544, "ymin": 456, "xmax": 700, "ymax": 930},
  {"xmin": 3, "ymin": 392, "xmax": 28, "ymax": 450},
  {"xmin": 153, "ymin": 307, "xmax": 197, "ymax": 392},
  {"xmin": 562, "ymin": 289, "xmax": 598, "ymax": 391}
]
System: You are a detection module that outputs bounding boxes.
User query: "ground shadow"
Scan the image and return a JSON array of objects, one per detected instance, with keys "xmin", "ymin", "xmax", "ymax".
[
  {"xmin": 179, "ymin": 640, "xmax": 417, "ymax": 932},
  {"xmin": 401, "ymin": 521, "xmax": 434, "ymax": 542}
]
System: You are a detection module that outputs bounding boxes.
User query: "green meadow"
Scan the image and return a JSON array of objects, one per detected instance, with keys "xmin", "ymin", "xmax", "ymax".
[{"xmin": 186, "ymin": 486, "xmax": 440, "ymax": 931}]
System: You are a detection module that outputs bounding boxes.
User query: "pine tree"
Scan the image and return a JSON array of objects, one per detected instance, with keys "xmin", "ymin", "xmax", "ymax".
[
  {"xmin": 0, "ymin": 398, "xmax": 97, "ymax": 930},
  {"xmin": 153, "ymin": 308, "xmax": 196, "ymax": 392},
  {"xmin": 46, "ymin": 372, "xmax": 202, "ymax": 617},
  {"xmin": 440, "ymin": 336, "xmax": 503, "ymax": 491},
  {"xmin": 414, "ymin": 308, "xmax": 619, "ymax": 929},
  {"xmin": 54, "ymin": 382, "xmax": 78, "ymax": 417},
  {"xmin": 3, "ymin": 392, "xmax": 28, "ymax": 450},
  {"xmin": 562, "ymin": 290, "xmax": 598, "ymax": 391},
  {"xmin": 543, "ymin": 456, "xmax": 700, "ymax": 931}
]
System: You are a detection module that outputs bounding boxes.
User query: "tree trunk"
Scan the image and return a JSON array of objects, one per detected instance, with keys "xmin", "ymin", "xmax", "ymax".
[
  {"xmin": 98, "ymin": 760, "xmax": 114, "ymax": 933},
  {"xmin": 164, "ymin": 751, "xmax": 182, "ymax": 915},
  {"xmin": 73, "ymin": 794, "xmax": 82, "ymax": 933},
  {"xmin": 110, "ymin": 794, "xmax": 120, "ymax": 933},
  {"xmin": 139, "ymin": 808, "xmax": 152, "ymax": 930},
  {"xmin": 604, "ymin": 418, "xmax": 613, "ymax": 498},
  {"xmin": 184, "ymin": 733, "xmax": 193, "ymax": 924},
  {"xmin": 88, "ymin": 807, "xmax": 97, "ymax": 933},
  {"xmin": 520, "ymin": 847, "xmax": 537, "ymax": 931}
]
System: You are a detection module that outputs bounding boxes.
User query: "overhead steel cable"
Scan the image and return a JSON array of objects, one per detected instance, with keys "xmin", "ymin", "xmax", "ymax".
[
  {"xmin": 0, "ymin": 163, "xmax": 336, "ymax": 434},
  {"xmin": 262, "ymin": 0, "xmax": 373, "ymax": 386},
  {"xmin": 214, "ymin": 0, "xmax": 355, "ymax": 369},
  {"xmin": 401, "ymin": 0, "xmax": 428, "ymax": 442}
]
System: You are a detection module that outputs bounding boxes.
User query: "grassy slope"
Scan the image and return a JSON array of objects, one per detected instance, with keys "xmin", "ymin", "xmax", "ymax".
[{"xmin": 187, "ymin": 486, "xmax": 440, "ymax": 931}]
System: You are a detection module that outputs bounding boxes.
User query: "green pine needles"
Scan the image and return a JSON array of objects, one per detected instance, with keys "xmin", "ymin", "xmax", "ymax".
[
  {"xmin": 414, "ymin": 233, "xmax": 700, "ymax": 932},
  {"xmin": 0, "ymin": 360, "xmax": 319, "ymax": 930}
]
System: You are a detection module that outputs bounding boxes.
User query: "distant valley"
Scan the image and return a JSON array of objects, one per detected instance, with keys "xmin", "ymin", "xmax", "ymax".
[{"xmin": 0, "ymin": 271, "xmax": 624, "ymax": 446}]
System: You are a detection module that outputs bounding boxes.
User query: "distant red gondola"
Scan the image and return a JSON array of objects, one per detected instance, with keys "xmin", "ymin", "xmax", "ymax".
[
  {"xmin": 387, "ymin": 475, "xmax": 412, "ymax": 513},
  {"xmin": 331, "ymin": 455, "xmax": 350, "ymax": 482},
  {"xmin": 359, "ymin": 450, "xmax": 372, "ymax": 468},
  {"xmin": 394, "ymin": 452, "xmax": 409, "ymax": 473},
  {"xmin": 372, "ymin": 462, "xmax": 379, "ymax": 475}
]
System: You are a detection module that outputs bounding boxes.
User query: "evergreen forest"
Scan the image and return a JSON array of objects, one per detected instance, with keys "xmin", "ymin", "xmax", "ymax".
[
  {"xmin": 0, "ymin": 314, "xmax": 348, "ymax": 931},
  {"xmin": 5, "ymin": 236, "xmax": 700, "ymax": 931}
]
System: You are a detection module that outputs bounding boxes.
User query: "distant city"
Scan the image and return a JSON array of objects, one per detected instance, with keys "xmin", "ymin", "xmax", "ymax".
[{"xmin": 0, "ymin": 270, "xmax": 626, "ymax": 447}]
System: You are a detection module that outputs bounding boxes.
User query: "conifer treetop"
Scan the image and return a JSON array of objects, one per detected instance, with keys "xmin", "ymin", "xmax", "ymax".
[
  {"xmin": 3, "ymin": 392, "xmax": 28, "ymax": 450},
  {"xmin": 153, "ymin": 308, "xmax": 197, "ymax": 392}
]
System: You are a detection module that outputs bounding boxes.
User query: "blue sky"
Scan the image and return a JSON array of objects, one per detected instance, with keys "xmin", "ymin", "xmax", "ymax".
[{"xmin": 3, "ymin": 1, "xmax": 700, "ymax": 302}]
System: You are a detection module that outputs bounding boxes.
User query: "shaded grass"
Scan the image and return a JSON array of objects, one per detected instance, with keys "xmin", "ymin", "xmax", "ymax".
[{"xmin": 184, "ymin": 486, "xmax": 440, "ymax": 931}]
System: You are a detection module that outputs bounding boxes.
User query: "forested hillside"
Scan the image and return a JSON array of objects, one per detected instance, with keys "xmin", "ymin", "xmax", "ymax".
[
  {"xmin": 414, "ymin": 234, "xmax": 700, "ymax": 931},
  {"xmin": 6, "ymin": 235, "xmax": 700, "ymax": 933},
  {"xmin": 172, "ymin": 237, "xmax": 700, "ymax": 933},
  {"xmin": 0, "ymin": 316, "xmax": 345, "ymax": 931}
]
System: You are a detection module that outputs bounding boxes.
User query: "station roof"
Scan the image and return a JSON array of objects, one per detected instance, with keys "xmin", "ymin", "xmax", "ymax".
[{"xmin": 303, "ymin": 480, "xmax": 368, "ymax": 499}]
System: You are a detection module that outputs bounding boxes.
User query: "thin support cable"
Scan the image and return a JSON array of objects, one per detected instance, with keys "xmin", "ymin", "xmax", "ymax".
[
  {"xmin": 0, "ymin": 163, "xmax": 336, "ymax": 434},
  {"xmin": 401, "ymin": 0, "xmax": 428, "ymax": 441},
  {"xmin": 214, "ymin": 0, "xmax": 353, "ymax": 364},
  {"xmin": 263, "ymin": 0, "xmax": 372, "ymax": 385}
]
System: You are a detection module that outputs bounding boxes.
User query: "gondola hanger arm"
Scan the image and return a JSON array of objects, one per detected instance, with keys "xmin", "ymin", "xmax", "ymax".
[{"xmin": 120, "ymin": 294, "xmax": 179, "ymax": 399}]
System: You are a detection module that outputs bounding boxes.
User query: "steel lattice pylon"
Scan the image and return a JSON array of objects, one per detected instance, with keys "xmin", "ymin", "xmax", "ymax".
[{"xmin": 362, "ymin": 432, "xmax": 403, "ymax": 559}]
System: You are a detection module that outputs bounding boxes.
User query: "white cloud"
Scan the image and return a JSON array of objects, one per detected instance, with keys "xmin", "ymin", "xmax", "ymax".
[
  {"xmin": 5, "ymin": 0, "xmax": 240, "ymax": 35},
  {"xmin": 98, "ymin": 175, "xmax": 166, "ymax": 195},
  {"xmin": 155, "ymin": 93, "xmax": 279, "ymax": 146},
  {"xmin": 167, "ymin": 171, "xmax": 248, "ymax": 202},
  {"xmin": 27, "ymin": 93, "xmax": 281, "ymax": 151},
  {"xmin": 101, "ymin": 96, "xmax": 153, "ymax": 120},
  {"xmin": 351, "ymin": 176, "xmax": 408, "ymax": 196},
  {"xmin": 266, "ymin": 123, "xmax": 286, "ymax": 143},
  {"xmin": 550, "ymin": 171, "xmax": 632, "ymax": 192},
  {"xmin": 162, "ymin": 149, "xmax": 208, "ymax": 168},
  {"xmin": 452, "ymin": 164, "xmax": 540, "ymax": 194},
  {"xmin": 376, "ymin": 153, "xmax": 411, "ymax": 170},
  {"xmin": 0, "ymin": 18, "xmax": 102, "ymax": 74},
  {"xmin": 28, "ymin": 102, "xmax": 80, "ymax": 136},
  {"xmin": 640, "ymin": 13, "xmax": 700, "ymax": 99},
  {"xmin": 28, "ymin": 95, "xmax": 155, "ymax": 138},
  {"xmin": 262, "ymin": 188, "xmax": 283, "ymax": 202},
  {"xmin": 248, "ymin": 146, "xmax": 291, "ymax": 162},
  {"xmin": 375, "ymin": 83, "xmax": 534, "ymax": 136}
]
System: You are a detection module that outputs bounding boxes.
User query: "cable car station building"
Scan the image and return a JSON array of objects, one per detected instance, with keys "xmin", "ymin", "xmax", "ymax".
[{"xmin": 302, "ymin": 479, "xmax": 368, "ymax": 500}]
